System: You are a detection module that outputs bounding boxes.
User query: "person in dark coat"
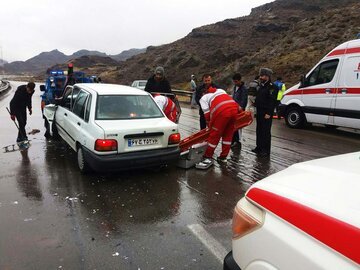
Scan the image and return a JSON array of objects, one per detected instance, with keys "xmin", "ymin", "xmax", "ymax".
[
  {"xmin": 144, "ymin": 66, "xmax": 172, "ymax": 94},
  {"xmin": 9, "ymin": 82, "xmax": 36, "ymax": 142},
  {"xmin": 231, "ymin": 73, "xmax": 248, "ymax": 148},
  {"xmin": 252, "ymin": 68, "xmax": 278, "ymax": 157},
  {"xmin": 195, "ymin": 74, "xmax": 219, "ymax": 130}
]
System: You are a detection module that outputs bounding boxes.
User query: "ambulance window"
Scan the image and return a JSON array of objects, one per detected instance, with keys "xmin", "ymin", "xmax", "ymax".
[
  {"xmin": 305, "ymin": 59, "xmax": 339, "ymax": 87},
  {"xmin": 343, "ymin": 56, "xmax": 360, "ymax": 87}
]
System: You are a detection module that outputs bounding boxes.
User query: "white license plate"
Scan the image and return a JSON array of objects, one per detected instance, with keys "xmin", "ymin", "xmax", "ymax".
[{"xmin": 128, "ymin": 138, "xmax": 159, "ymax": 147}]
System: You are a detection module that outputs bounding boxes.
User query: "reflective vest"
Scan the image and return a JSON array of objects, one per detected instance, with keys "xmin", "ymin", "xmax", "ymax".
[
  {"xmin": 200, "ymin": 89, "xmax": 238, "ymax": 122},
  {"xmin": 277, "ymin": 83, "xmax": 286, "ymax": 101}
]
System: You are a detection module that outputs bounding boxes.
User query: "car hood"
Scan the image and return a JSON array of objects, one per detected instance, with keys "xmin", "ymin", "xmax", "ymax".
[{"xmin": 247, "ymin": 152, "xmax": 360, "ymax": 227}]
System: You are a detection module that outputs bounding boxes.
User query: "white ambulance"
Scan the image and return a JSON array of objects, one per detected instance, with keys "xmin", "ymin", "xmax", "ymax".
[{"xmin": 279, "ymin": 39, "xmax": 360, "ymax": 129}]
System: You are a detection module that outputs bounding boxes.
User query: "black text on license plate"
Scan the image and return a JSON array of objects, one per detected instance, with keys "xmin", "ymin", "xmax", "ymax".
[{"xmin": 128, "ymin": 138, "xmax": 158, "ymax": 147}]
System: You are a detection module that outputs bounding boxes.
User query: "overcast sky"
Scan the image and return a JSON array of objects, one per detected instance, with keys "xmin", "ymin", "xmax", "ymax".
[{"xmin": 0, "ymin": 0, "xmax": 271, "ymax": 62}]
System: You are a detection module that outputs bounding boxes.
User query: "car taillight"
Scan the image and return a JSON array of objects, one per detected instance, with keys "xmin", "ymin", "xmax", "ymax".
[
  {"xmin": 95, "ymin": 139, "xmax": 118, "ymax": 151},
  {"xmin": 232, "ymin": 198, "xmax": 264, "ymax": 239},
  {"xmin": 168, "ymin": 133, "xmax": 181, "ymax": 145}
]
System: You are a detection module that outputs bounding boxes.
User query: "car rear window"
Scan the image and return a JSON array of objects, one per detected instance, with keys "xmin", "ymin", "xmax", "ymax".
[
  {"xmin": 139, "ymin": 81, "xmax": 147, "ymax": 87},
  {"xmin": 96, "ymin": 95, "xmax": 164, "ymax": 120}
]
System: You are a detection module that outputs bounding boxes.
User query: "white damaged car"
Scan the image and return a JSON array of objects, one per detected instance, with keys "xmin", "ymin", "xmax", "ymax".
[{"xmin": 44, "ymin": 83, "xmax": 180, "ymax": 173}]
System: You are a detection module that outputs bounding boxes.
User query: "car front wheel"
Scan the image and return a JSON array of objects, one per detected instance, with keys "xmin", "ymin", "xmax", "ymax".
[
  {"xmin": 285, "ymin": 106, "xmax": 306, "ymax": 128},
  {"xmin": 77, "ymin": 146, "xmax": 91, "ymax": 174}
]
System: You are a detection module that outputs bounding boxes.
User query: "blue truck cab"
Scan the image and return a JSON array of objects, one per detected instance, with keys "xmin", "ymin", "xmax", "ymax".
[
  {"xmin": 40, "ymin": 70, "xmax": 67, "ymax": 107},
  {"xmin": 40, "ymin": 69, "xmax": 93, "ymax": 108},
  {"xmin": 40, "ymin": 65, "xmax": 96, "ymax": 137}
]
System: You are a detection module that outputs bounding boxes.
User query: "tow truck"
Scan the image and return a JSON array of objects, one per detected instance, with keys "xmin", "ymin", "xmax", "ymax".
[
  {"xmin": 40, "ymin": 63, "xmax": 94, "ymax": 108},
  {"xmin": 40, "ymin": 63, "xmax": 96, "ymax": 137}
]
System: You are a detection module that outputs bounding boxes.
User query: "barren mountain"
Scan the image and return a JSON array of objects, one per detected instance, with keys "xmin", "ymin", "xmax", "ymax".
[
  {"xmin": 100, "ymin": 0, "xmax": 360, "ymax": 87},
  {"xmin": 2, "ymin": 48, "xmax": 144, "ymax": 75}
]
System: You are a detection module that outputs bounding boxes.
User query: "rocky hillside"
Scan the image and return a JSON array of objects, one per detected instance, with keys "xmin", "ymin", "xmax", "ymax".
[
  {"xmin": 111, "ymin": 48, "xmax": 146, "ymax": 62},
  {"xmin": 101, "ymin": 0, "xmax": 360, "ymax": 88}
]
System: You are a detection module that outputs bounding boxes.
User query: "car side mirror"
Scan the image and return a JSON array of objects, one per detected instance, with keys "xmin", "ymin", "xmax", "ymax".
[
  {"xmin": 299, "ymin": 75, "xmax": 306, "ymax": 88},
  {"xmin": 40, "ymin": 85, "xmax": 46, "ymax": 92}
]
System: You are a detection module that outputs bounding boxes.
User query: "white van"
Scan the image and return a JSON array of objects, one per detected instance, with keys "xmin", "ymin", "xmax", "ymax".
[{"xmin": 279, "ymin": 39, "xmax": 360, "ymax": 129}]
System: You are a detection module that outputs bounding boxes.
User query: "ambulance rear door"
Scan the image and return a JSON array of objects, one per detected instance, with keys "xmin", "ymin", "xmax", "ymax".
[{"xmin": 334, "ymin": 46, "xmax": 360, "ymax": 129}]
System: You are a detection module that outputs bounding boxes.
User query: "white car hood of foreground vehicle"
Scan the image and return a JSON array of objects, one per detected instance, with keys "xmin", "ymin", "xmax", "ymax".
[{"xmin": 249, "ymin": 151, "xmax": 360, "ymax": 228}]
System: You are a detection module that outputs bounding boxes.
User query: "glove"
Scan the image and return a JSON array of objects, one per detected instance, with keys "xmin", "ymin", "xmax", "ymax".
[
  {"xmin": 29, "ymin": 108, "xmax": 32, "ymax": 115},
  {"xmin": 10, "ymin": 115, "xmax": 16, "ymax": 121}
]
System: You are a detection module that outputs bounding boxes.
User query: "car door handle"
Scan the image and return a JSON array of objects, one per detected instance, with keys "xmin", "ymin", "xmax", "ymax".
[
  {"xmin": 64, "ymin": 113, "xmax": 67, "ymax": 116},
  {"xmin": 341, "ymin": 88, "xmax": 347, "ymax": 94},
  {"xmin": 77, "ymin": 122, "xmax": 81, "ymax": 126},
  {"xmin": 325, "ymin": 89, "xmax": 331, "ymax": 94}
]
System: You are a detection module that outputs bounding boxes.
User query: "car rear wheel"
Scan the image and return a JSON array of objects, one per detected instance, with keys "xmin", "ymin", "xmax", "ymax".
[
  {"xmin": 77, "ymin": 146, "xmax": 91, "ymax": 174},
  {"xmin": 285, "ymin": 106, "xmax": 306, "ymax": 128}
]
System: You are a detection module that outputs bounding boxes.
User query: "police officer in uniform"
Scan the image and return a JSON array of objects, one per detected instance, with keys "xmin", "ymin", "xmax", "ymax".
[{"xmin": 252, "ymin": 68, "xmax": 278, "ymax": 157}]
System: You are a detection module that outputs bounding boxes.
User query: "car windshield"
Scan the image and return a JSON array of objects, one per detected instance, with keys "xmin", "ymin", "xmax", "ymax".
[
  {"xmin": 96, "ymin": 95, "xmax": 164, "ymax": 120},
  {"xmin": 139, "ymin": 81, "xmax": 147, "ymax": 87}
]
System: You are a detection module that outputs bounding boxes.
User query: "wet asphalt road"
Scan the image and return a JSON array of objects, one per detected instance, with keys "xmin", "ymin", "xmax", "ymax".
[{"xmin": 1, "ymin": 82, "xmax": 360, "ymax": 270}]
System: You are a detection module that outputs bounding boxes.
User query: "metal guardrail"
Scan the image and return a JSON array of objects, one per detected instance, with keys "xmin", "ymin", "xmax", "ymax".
[
  {"xmin": 172, "ymin": 89, "xmax": 193, "ymax": 96},
  {"xmin": 172, "ymin": 89, "xmax": 193, "ymax": 103}
]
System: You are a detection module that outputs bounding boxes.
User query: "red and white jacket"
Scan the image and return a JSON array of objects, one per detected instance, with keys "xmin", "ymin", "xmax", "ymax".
[
  {"xmin": 154, "ymin": 95, "xmax": 177, "ymax": 123},
  {"xmin": 199, "ymin": 88, "xmax": 238, "ymax": 122}
]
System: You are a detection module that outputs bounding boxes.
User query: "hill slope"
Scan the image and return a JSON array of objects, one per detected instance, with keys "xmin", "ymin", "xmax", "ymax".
[{"xmin": 101, "ymin": 0, "xmax": 360, "ymax": 87}]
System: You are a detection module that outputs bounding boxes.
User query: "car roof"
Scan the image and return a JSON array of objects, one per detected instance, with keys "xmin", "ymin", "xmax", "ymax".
[
  {"xmin": 248, "ymin": 151, "xmax": 360, "ymax": 227},
  {"xmin": 133, "ymin": 80, "xmax": 147, "ymax": 83},
  {"xmin": 75, "ymin": 83, "xmax": 149, "ymax": 96}
]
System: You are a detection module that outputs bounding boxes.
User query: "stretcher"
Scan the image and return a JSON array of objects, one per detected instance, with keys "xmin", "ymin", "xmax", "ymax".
[{"xmin": 177, "ymin": 111, "xmax": 253, "ymax": 169}]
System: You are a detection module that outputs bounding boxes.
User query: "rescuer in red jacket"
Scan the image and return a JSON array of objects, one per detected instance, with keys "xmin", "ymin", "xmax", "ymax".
[
  {"xmin": 196, "ymin": 87, "xmax": 239, "ymax": 169},
  {"xmin": 153, "ymin": 94, "xmax": 177, "ymax": 123}
]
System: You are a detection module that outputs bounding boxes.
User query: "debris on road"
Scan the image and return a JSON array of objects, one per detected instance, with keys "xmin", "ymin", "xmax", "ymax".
[{"xmin": 28, "ymin": 129, "xmax": 40, "ymax": 135}]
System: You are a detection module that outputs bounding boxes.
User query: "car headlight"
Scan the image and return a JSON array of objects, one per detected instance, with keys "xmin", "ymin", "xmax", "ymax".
[{"xmin": 232, "ymin": 197, "xmax": 264, "ymax": 239}]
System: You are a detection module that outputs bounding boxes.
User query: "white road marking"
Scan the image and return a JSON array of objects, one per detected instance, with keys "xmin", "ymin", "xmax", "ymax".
[{"xmin": 187, "ymin": 223, "xmax": 228, "ymax": 263}]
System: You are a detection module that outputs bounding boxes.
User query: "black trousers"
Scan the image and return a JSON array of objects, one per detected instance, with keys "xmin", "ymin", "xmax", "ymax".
[
  {"xmin": 43, "ymin": 114, "xmax": 50, "ymax": 135},
  {"xmin": 275, "ymin": 100, "xmax": 281, "ymax": 117},
  {"xmin": 15, "ymin": 111, "xmax": 28, "ymax": 142},
  {"xmin": 256, "ymin": 109, "xmax": 273, "ymax": 154},
  {"xmin": 232, "ymin": 129, "xmax": 241, "ymax": 143},
  {"xmin": 199, "ymin": 109, "xmax": 207, "ymax": 130}
]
